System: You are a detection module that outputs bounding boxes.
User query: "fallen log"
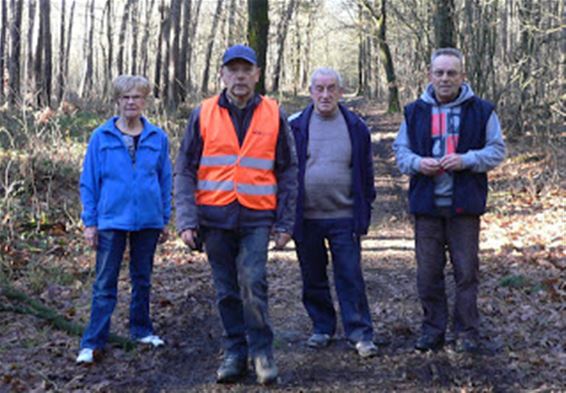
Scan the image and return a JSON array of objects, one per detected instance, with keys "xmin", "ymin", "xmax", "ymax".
[{"xmin": 0, "ymin": 284, "xmax": 136, "ymax": 351}]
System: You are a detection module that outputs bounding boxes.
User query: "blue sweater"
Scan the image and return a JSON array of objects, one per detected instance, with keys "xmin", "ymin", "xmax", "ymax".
[
  {"xmin": 289, "ymin": 103, "xmax": 376, "ymax": 240},
  {"xmin": 80, "ymin": 116, "xmax": 172, "ymax": 231}
]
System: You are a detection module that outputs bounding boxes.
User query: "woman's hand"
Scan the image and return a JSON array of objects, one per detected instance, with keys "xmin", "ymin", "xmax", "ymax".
[{"xmin": 84, "ymin": 226, "xmax": 98, "ymax": 249}]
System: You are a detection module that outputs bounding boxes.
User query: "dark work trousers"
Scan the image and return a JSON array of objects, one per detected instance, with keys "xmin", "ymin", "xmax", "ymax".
[
  {"xmin": 415, "ymin": 212, "xmax": 480, "ymax": 340},
  {"xmin": 295, "ymin": 218, "xmax": 374, "ymax": 343},
  {"xmin": 202, "ymin": 226, "xmax": 273, "ymax": 359}
]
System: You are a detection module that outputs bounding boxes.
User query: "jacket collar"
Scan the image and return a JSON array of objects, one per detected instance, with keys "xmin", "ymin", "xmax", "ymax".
[{"xmin": 99, "ymin": 116, "xmax": 159, "ymax": 142}]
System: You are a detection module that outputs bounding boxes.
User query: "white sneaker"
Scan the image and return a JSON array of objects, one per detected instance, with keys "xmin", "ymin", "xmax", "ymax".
[
  {"xmin": 76, "ymin": 348, "xmax": 94, "ymax": 364},
  {"xmin": 137, "ymin": 334, "xmax": 164, "ymax": 347},
  {"xmin": 355, "ymin": 340, "xmax": 378, "ymax": 358}
]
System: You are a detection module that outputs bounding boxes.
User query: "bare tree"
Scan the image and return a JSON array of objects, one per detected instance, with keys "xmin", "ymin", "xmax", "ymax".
[
  {"xmin": 272, "ymin": 0, "xmax": 297, "ymax": 92},
  {"xmin": 63, "ymin": 0, "xmax": 75, "ymax": 92},
  {"xmin": 0, "ymin": 0, "xmax": 7, "ymax": 99},
  {"xmin": 56, "ymin": 0, "xmax": 66, "ymax": 103},
  {"xmin": 41, "ymin": 0, "xmax": 52, "ymax": 106},
  {"xmin": 169, "ymin": 0, "xmax": 182, "ymax": 105},
  {"xmin": 201, "ymin": 0, "xmax": 223, "ymax": 94},
  {"xmin": 186, "ymin": 0, "xmax": 203, "ymax": 92},
  {"xmin": 117, "ymin": 0, "xmax": 133, "ymax": 75},
  {"xmin": 140, "ymin": 0, "xmax": 156, "ymax": 78},
  {"xmin": 130, "ymin": 1, "xmax": 139, "ymax": 75},
  {"xmin": 160, "ymin": 1, "xmax": 171, "ymax": 103},
  {"xmin": 434, "ymin": 0, "xmax": 455, "ymax": 47},
  {"xmin": 248, "ymin": 0, "xmax": 269, "ymax": 94},
  {"xmin": 360, "ymin": 0, "xmax": 400, "ymax": 112},
  {"xmin": 26, "ymin": 0, "xmax": 35, "ymax": 83},
  {"xmin": 8, "ymin": 0, "xmax": 23, "ymax": 106},
  {"xmin": 154, "ymin": 0, "xmax": 166, "ymax": 97},
  {"xmin": 177, "ymin": 0, "xmax": 191, "ymax": 101},
  {"xmin": 79, "ymin": 0, "xmax": 95, "ymax": 99}
]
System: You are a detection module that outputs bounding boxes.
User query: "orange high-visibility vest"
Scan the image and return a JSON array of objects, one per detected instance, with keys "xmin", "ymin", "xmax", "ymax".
[{"xmin": 196, "ymin": 95, "xmax": 280, "ymax": 210}]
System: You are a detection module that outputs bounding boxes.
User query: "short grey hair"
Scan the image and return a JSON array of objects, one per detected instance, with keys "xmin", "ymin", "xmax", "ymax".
[
  {"xmin": 430, "ymin": 48, "xmax": 464, "ymax": 67},
  {"xmin": 310, "ymin": 67, "xmax": 344, "ymax": 89},
  {"xmin": 112, "ymin": 75, "xmax": 151, "ymax": 101}
]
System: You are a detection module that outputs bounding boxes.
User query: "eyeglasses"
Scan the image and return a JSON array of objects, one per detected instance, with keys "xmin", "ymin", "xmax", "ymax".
[
  {"xmin": 431, "ymin": 70, "xmax": 460, "ymax": 78},
  {"xmin": 119, "ymin": 95, "xmax": 145, "ymax": 101}
]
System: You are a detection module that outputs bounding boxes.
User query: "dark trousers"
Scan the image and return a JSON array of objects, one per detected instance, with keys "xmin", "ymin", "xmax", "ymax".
[
  {"xmin": 415, "ymin": 213, "xmax": 480, "ymax": 339},
  {"xmin": 202, "ymin": 226, "xmax": 273, "ymax": 359},
  {"xmin": 295, "ymin": 218, "xmax": 374, "ymax": 343}
]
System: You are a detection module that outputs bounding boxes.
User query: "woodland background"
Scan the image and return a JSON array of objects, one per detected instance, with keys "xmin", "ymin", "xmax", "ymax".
[{"xmin": 0, "ymin": 0, "xmax": 564, "ymax": 392}]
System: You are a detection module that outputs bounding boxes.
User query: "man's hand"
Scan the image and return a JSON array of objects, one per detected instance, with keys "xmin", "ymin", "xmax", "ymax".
[
  {"xmin": 180, "ymin": 229, "xmax": 198, "ymax": 249},
  {"xmin": 419, "ymin": 157, "xmax": 441, "ymax": 176},
  {"xmin": 439, "ymin": 153, "xmax": 463, "ymax": 171},
  {"xmin": 159, "ymin": 228, "xmax": 169, "ymax": 244},
  {"xmin": 273, "ymin": 232, "xmax": 292, "ymax": 250},
  {"xmin": 84, "ymin": 226, "xmax": 98, "ymax": 249}
]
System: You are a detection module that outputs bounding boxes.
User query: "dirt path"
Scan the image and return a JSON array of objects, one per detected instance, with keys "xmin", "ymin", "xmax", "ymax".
[{"xmin": 1, "ymin": 98, "xmax": 564, "ymax": 392}]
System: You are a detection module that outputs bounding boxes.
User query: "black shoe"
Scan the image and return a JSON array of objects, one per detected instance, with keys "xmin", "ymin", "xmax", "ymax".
[
  {"xmin": 455, "ymin": 337, "xmax": 479, "ymax": 353},
  {"xmin": 415, "ymin": 335, "xmax": 445, "ymax": 352},
  {"xmin": 216, "ymin": 355, "xmax": 248, "ymax": 383}
]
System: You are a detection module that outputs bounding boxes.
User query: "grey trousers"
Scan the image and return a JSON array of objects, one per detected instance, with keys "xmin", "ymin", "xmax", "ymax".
[{"xmin": 414, "ymin": 212, "xmax": 480, "ymax": 339}]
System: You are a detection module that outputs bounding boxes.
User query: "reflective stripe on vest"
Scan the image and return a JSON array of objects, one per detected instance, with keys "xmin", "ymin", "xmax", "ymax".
[{"xmin": 196, "ymin": 95, "xmax": 279, "ymax": 210}]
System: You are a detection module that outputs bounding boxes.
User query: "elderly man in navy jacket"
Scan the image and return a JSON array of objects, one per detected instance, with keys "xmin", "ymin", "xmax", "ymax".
[
  {"xmin": 289, "ymin": 67, "xmax": 378, "ymax": 358},
  {"xmin": 393, "ymin": 48, "xmax": 505, "ymax": 353}
]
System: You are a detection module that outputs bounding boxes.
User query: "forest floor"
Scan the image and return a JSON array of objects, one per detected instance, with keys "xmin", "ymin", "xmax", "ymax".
[{"xmin": 0, "ymin": 97, "xmax": 564, "ymax": 392}]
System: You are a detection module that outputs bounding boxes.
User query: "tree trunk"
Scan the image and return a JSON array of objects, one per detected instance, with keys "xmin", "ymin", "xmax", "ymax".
[
  {"xmin": 160, "ymin": 3, "xmax": 171, "ymax": 104},
  {"xmin": 361, "ymin": 0, "xmax": 400, "ymax": 112},
  {"xmin": 41, "ymin": 0, "xmax": 52, "ymax": 106},
  {"xmin": 34, "ymin": 0, "xmax": 43, "ymax": 105},
  {"xmin": 130, "ymin": 1, "xmax": 139, "ymax": 75},
  {"xmin": 154, "ymin": 0, "xmax": 166, "ymax": 97},
  {"xmin": 186, "ymin": 0, "xmax": 203, "ymax": 93},
  {"xmin": 79, "ymin": 0, "xmax": 94, "ymax": 99},
  {"xmin": 63, "ymin": 0, "xmax": 75, "ymax": 92},
  {"xmin": 1, "ymin": 285, "xmax": 135, "ymax": 351},
  {"xmin": 56, "ymin": 0, "xmax": 66, "ymax": 103},
  {"xmin": 433, "ymin": 0, "xmax": 455, "ymax": 48},
  {"xmin": 247, "ymin": 0, "xmax": 269, "ymax": 94},
  {"xmin": 227, "ymin": 0, "xmax": 237, "ymax": 45},
  {"xmin": 0, "ymin": 0, "xmax": 6, "ymax": 99},
  {"xmin": 169, "ymin": 0, "xmax": 182, "ymax": 106},
  {"xmin": 26, "ymin": 0, "xmax": 35, "ymax": 83},
  {"xmin": 178, "ymin": 0, "xmax": 191, "ymax": 101},
  {"xmin": 272, "ymin": 0, "xmax": 296, "ymax": 92},
  {"xmin": 140, "ymin": 0, "xmax": 156, "ymax": 78},
  {"xmin": 201, "ymin": 0, "xmax": 223, "ymax": 94},
  {"xmin": 102, "ymin": 0, "xmax": 113, "ymax": 95},
  {"xmin": 117, "ymin": 0, "xmax": 132, "ymax": 75}
]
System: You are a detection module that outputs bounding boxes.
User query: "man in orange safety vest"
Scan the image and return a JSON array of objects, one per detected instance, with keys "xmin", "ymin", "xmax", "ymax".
[{"xmin": 174, "ymin": 45, "xmax": 298, "ymax": 385}]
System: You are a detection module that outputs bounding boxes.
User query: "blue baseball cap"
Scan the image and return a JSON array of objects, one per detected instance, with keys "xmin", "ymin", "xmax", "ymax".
[{"xmin": 222, "ymin": 45, "xmax": 257, "ymax": 66}]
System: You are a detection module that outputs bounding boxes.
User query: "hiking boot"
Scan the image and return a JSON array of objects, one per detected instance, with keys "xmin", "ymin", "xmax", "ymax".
[
  {"xmin": 76, "ymin": 348, "xmax": 94, "ymax": 364},
  {"xmin": 455, "ymin": 337, "xmax": 479, "ymax": 353},
  {"xmin": 415, "ymin": 334, "xmax": 445, "ymax": 352},
  {"xmin": 355, "ymin": 340, "xmax": 378, "ymax": 358},
  {"xmin": 254, "ymin": 354, "xmax": 278, "ymax": 385},
  {"xmin": 216, "ymin": 355, "xmax": 248, "ymax": 383},
  {"xmin": 137, "ymin": 335, "xmax": 165, "ymax": 347},
  {"xmin": 306, "ymin": 333, "xmax": 332, "ymax": 348}
]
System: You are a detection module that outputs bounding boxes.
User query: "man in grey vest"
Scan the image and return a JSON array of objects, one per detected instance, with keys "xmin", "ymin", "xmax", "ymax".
[{"xmin": 289, "ymin": 67, "xmax": 378, "ymax": 358}]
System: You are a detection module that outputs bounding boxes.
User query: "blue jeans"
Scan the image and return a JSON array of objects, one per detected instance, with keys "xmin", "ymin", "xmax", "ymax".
[
  {"xmin": 202, "ymin": 226, "xmax": 273, "ymax": 359},
  {"xmin": 295, "ymin": 218, "xmax": 374, "ymax": 343},
  {"xmin": 415, "ymin": 213, "xmax": 480, "ymax": 339},
  {"xmin": 80, "ymin": 229, "xmax": 161, "ymax": 350}
]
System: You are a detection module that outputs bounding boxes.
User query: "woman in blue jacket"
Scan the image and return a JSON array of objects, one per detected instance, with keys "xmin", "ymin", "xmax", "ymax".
[{"xmin": 76, "ymin": 75, "xmax": 172, "ymax": 364}]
